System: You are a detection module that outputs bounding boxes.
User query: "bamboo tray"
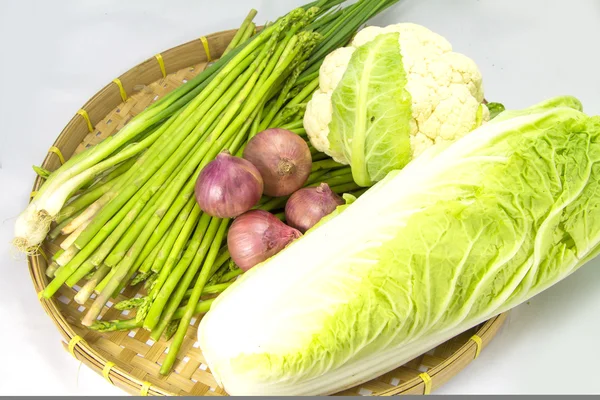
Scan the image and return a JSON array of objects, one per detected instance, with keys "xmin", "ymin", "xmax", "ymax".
[{"xmin": 27, "ymin": 26, "xmax": 507, "ymax": 396}]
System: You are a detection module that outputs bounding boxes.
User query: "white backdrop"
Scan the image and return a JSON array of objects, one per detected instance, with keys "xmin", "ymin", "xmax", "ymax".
[{"xmin": 1, "ymin": 0, "xmax": 600, "ymax": 395}]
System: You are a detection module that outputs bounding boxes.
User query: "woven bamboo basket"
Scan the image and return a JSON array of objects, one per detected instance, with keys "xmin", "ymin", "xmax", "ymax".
[{"xmin": 27, "ymin": 26, "xmax": 507, "ymax": 396}]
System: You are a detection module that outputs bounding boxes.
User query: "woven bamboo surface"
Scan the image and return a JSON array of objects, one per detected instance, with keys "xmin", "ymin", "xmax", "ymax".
[{"xmin": 27, "ymin": 27, "xmax": 507, "ymax": 396}]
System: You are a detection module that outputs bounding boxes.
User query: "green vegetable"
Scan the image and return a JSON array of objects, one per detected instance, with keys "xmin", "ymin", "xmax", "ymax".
[
  {"xmin": 486, "ymin": 102, "xmax": 505, "ymax": 119},
  {"xmin": 329, "ymin": 32, "xmax": 411, "ymax": 186},
  {"xmin": 26, "ymin": 0, "xmax": 399, "ymax": 376},
  {"xmin": 198, "ymin": 96, "xmax": 600, "ymax": 395}
]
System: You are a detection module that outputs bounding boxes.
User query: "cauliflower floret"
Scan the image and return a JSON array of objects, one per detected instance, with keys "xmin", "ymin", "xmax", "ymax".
[
  {"xmin": 304, "ymin": 22, "xmax": 487, "ymax": 163},
  {"xmin": 319, "ymin": 47, "xmax": 356, "ymax": 93},
  {"xmin": 304, "ymin": 90, "xmax": 347, "ymax": 164}
]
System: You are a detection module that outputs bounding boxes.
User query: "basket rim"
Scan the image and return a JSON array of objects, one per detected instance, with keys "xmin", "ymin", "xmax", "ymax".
[{"xmin": 26, "ymin": 27, "xmax": 507, "ymax": 397}]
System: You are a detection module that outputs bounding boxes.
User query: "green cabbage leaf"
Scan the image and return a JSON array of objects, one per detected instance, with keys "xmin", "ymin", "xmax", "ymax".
[{"xmin": 328, "ymin": 32, "xmax": 412, "ymax": 187}]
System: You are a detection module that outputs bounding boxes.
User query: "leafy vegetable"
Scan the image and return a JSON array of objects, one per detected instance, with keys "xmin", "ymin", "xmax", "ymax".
[
  {"xmin": 328, "ymin": 32, "xmax": 411, "ymax": 186},
  {"xmin": 199, "ymin": 96, "xmax": 600, "ymax": 395},
  {"xmin": 486, "ymin": 102, "xmax": 505, "ymax": 119}
]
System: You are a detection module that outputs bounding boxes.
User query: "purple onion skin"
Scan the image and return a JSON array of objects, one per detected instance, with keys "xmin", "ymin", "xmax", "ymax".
[
  {"xmin": 243, "ymin": 128, "xmax": 312, "ymax": 197},
  {"xmin": 195, "ymin": 152, "xmax": 264, "ymax": 218},
  {"xmin": 228, "ymin": 210, "xmax": 302, "ymax": 271},
  {"xmin": 285, "ymin": 183, "xmax": 344, "ymax": 233}
]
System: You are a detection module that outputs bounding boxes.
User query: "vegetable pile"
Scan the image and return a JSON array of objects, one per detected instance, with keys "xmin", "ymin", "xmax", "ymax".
[
  {"xmin": 17, "ymin": 0, "xmax": 600, "ymax": 395},
  {"xmin": 18, "ymin": 0, "xmax": 399, "ymax": 376}
]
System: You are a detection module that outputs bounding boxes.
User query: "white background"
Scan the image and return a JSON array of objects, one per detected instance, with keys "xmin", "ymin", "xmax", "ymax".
[{"xmin": 1, "ymin": 0, "xmax": 600, "ymax": 395}]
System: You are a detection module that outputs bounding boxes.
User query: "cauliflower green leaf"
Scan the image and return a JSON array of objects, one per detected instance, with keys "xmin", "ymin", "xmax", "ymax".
[{"xmin": 329, "ymin": 32, "xmax": 412, "ymax": 187}]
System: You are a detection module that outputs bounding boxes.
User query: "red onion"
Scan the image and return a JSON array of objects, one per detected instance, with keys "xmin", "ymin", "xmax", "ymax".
[
  {"xmin": 243, "ymin": 128, "xmax": 312, "ymax": 197},
  {"xmin": 195, "ymin": 151, "xmax": 264, "ymax": 218},
  {"xmin": 285, "ymin": 183, "xmax": 344, "ymax": 233},
  {"xmin": 227, "ymin": 210, "xmax": 302, "ymax": 271}
]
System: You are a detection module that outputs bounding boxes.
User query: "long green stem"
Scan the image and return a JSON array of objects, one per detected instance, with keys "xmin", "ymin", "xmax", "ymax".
[
  {"xmin": 89, "ymin": 298, "xmax": 215, "ymax": 333},
  {"xmin": 306, "ymin": 166, "xmax": 351, "ymax": 185},
  {"xmin": 160, "ymin": 218, "xmax": 229, "ymax": 374},
  {"xmin": 74, "ymin": 264, "xmax": 110, "ymax": 304},
  {"xmin": 56, "ymin": 157, "xmax": 137, "ymax": 224},
  {"xmin": 138, "ymin": 225, "xmax": 171, "ymax": 274},
  {"xmin": 182, "ymin": 282, "xmax": 232, "ymax": 301},
  {"xmin": 220, "ymin": 268, "xmax": 243, "ymax": 283},
  {"xmin": 72, "ymin": 30, "xmax": 271, "ymax": 252},
  {"xmin": 150, "ymin": 205, "xmax": 201, "ymax": 296},
  {"xmin": 239, "ymin": 22, "xmax": 257, "ymax": 45},
  {"xmin": 143, "ymin": 213, "xmax": 212, "ymax": 331},
  {"xmin": 149, "ymin": 218, "xmax": 226, "ymax": 339},
  {"xmin": 311, "ymin": 158, "xmax": 345, "ymax": 172},
  {"xmin": 49, "ymin": 210, "xmax": 82, "ymax": 240},
  {"xmin": 102, "ymin": 137, "xmax": 204, "ymax": 267},
  {"xmin": 222, "ymin": 9, "xmax": 258, "ymax": 56},
  {"xmin": 105, "ymin": 43, "xmax": 272, "ymax": 271},
  {"xmin": 172, "ymin": 298, "xmax": 214, "ymax": 320}
]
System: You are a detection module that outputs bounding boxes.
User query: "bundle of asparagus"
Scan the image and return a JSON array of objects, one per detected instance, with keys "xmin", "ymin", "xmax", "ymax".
[{"xmin": 18, "ymin": 0, "xmax": 398, "ymax": 375}]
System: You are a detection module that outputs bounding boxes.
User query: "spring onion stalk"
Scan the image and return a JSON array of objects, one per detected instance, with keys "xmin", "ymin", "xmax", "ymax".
[
  {"xmin": 329, "ymin": 181, "xmax": 361, "ymax": 193},
  {"xmin": 306, "ymin": 166, "xmax": 351, "ymax": 185},
  {"xmin": 311, "ymin": 158, "xmax": 345, "ymax": 172},
  {"xmin": 308, "ymin": 172, "xmax": 353, "ymax": 188},
  {"xmin": 14, "ymin": 118, "xmax": 172, "ymax": 251},
  {"xmin": 311, "ymin": 151, "xmax": 330, "ymax": 161},
  {"xmin": 280, "ymin": 120, "xmax": 304, "ymax": 131},
  {"xmin": 72, "ymin": 67, "xmax": 242, "ymax": 252},
  {"xmin": 289, "ymin": 127, "xmax": 307, "ymax": 136}
]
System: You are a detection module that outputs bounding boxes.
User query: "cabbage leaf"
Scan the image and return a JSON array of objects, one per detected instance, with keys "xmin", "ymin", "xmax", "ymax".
[{"xmin": 328, "ymin": 32, "xmax": 412, "ymax": 187}]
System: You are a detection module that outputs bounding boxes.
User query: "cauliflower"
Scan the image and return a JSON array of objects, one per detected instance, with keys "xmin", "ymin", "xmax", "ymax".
[{"xmin": 304, "ymin": 23, "xmax": 489, "ymax": 175}]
